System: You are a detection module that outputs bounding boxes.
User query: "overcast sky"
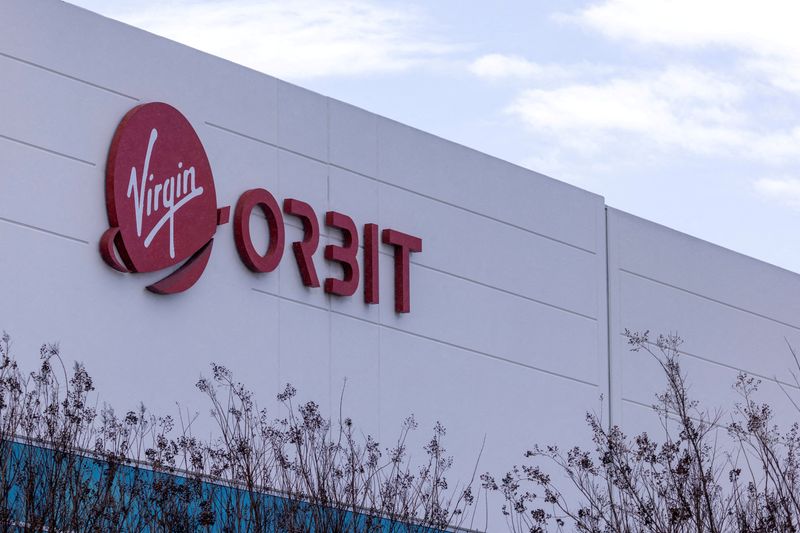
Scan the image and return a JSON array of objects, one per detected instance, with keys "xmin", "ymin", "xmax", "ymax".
[{"xmin": 68, "ymin": 0, "xmax": 800, "ymax": 273}]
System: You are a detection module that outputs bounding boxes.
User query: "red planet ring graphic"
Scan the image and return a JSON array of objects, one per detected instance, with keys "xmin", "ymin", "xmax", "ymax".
[{"xmin": 99, "ymin": 103, "xmax": 229, "ymax": 294}]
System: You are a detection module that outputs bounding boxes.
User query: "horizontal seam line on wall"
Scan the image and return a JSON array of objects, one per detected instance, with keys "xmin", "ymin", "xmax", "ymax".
[
  {"xmin": 259, "ymin": 210, "xmax": 597, "ymax": 320},
  {"xmin": 257, "ymin": 219, "xmax": 595, "ymax": 319},
  {"xmin": 0, "ymin": 208, "xmax": 594, "ymax": 320},
  {"xmin": 0, "ymin": 216, "xmax": 90, "ymax": 245},
  {"xmin": 380, "ymin": 325, "xmax": 599, "ymax": 387},
  {"xmin": 252, "ymin": 287, "xmax": 331, "ymax": 313},
  {"xmin": 416, "ymin": 262, "xmax": 597, "ymax": 321},
  {"xmin": 619, "ymin": 333, "xmax": 800, "ymax": 392},
  {"xmin": 0, "ymin": 134, "xmax": 96, "ymax": 167},
  {"xmin": 250, "ymin": 286, "xmax": 598, "ymax": 388},
  {"xmin": 0, "ymin": 52, "xmax": 139, "ymax": 101},
  {"xmin": 204, "ymin": 121, "xmax": 597, "ymax": 256},
  {"xmin": 621, "ymin": 397, "xmax": 729, "ymax": 431},
  {"xmin": 619, "ymin": 268, "xmax": 800, "ymax": 332}
]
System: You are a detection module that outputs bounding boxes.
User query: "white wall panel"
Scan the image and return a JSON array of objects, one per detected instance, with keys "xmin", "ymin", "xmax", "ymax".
[
  {"xmin": 377, "ymin": 118, "xmax": 602, "ymax": 253},
  {"xmin": 330, "ymin": 314, "xmax": 381, "ymax": 439},
  {"xmin": 618, "ymin": 270, "xmax": 800, "ymax": 380},
  {"xmin": 379, "ymin": 184, "xmax": 600, "ymax": 318},
  {"xmin": 328, "ymin": 165, "xmax": 379, "ymax": 242},
  {"xmin": 0, "ymin": 221, "xmax": 281, "ymax": 433},
  {"xmin": 278, "ymin": 149, "xmax": 328, "ymax": 213},
  {"xmin": 608, "ymin": 208, "xmax": 800, "ymax": 431},
  {"xmin": 200, "ymin": 122, "xmax": 279, "ymax": 205},
  {"xmin": 277, "ymin": 226, "xmax": 330, "ymax": 310},
  {"xmin": 0, "ymin": 53, "xmax": 133, "ymax": 166},
  {"xmin": 379, "ymin": 327, "xmax": 600, "ymax": 532},
  {"xmin": 379, "ymin": 257, "xmax": 600, "ymax": 385},
  {"xmin": 620, "ymin": 347, "xmax": 800, "ymax": 429},
  {"xmin": 329, "ymin": 271, "xmax": 381, "ymax": 324},
  {"xmin": 278, "ymin": 299, "xmax": 331, "ymax": 410},
  {"xmin": 0, "ymin": 139, "xmax": 99, "ymax": 243},
  {"xmin": 329, "ymin": 99, "xmax": 378, "ymax": 177},
  {"xmin": 277, "ymin": 81, "xmax": 328, "ymax": 162},
  {"xmin": 611, "ymin": 208, "xmax": 800, "ymax": 326}
]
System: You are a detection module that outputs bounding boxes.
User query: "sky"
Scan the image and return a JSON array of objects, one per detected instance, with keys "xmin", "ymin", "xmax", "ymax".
[{"xmin": 68, "ymin": 0, "xmax": 800, "ymax": 273}]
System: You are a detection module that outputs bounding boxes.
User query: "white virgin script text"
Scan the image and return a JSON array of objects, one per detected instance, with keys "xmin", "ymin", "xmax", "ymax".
[{"xmin": 126, "ymin": 128, "xmax": 204, "ymax": 258}]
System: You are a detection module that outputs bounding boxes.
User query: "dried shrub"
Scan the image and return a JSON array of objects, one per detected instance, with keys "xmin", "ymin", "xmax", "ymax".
[
  {"xmin": 486, "ymin": 330, "xmax": 800, "ymax": 532},
  {"xmin": 0, "ymin": 333, "xmax": 477, "ymax": 532}
]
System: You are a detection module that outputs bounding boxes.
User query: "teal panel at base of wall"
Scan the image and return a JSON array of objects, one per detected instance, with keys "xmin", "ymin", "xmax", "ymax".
[{"xmin": 0, "ymin": 440, "xmax": 459, "ymax": 533}]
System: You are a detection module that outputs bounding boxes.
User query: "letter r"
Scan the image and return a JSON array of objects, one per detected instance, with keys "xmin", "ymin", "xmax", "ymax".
[{"xmin": 283, "ymin": 198, "xmax": 320, "ymax": 287}]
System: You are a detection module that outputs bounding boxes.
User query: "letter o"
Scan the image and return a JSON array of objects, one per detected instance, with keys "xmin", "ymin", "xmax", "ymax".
[{"xmin": 233, "ymin": 188, "xmax": 285, "ymax": 273}]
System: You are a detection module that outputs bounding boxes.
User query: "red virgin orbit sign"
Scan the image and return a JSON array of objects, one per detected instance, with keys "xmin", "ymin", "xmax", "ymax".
[
  {"xmin": 100, "ymin": 103, "xmax": 230, "ymax": 294},
  {"xmin": 100, "ymin": 102, "xmax": 423, "ymax": 311}
]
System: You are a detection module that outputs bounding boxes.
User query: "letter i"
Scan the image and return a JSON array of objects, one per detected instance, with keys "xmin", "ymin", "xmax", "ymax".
[
  {"xmin": 364, "ymin": 223, "xmax": 379, "ymax": 304},
  {"xmin": 176, "ymin": 162, "xmax": 183, "ymax": 198}
]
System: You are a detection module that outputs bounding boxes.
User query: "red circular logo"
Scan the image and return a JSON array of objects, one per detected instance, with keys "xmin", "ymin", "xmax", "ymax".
[{"xmin": 100, "ymin": 103, "xmax": 229, "ymax": 293}]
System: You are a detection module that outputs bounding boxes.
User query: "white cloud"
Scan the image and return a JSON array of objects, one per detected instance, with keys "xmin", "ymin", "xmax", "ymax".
[
  {"xmin": 506, "ymin": 66, "xmax": 753, "ymax": 156},
  {"xmin": 570, "ymin": 0, "xmax": 800, "ymax": 49},
  {"xmin": 754, "ymin": 177, "xmax": 800, "ymax": 208},
  {"xmin": 461, "ymin": 2, "xmax": 800, "ymax": 203},
  {"xmin": 468, "ymin": 54, "xmax": 565, "ymax": 80},
  {"xmin": 535, "ymin": 0, "xmax": 800, "ymax": 168},
  {"xmin": 91, "ymin": 0, "xmax": 458, "ymax": 80},
  {"xmin": 467, "ymin": 54, "xmax": 620, "ymax": 83},
  {"xmin": 568, "ymin": 0, "xmax": 800, "ymax": 93}
]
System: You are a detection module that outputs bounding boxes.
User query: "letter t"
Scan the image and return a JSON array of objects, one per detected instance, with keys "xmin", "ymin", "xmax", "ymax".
[{"xmin": 382, "ymin": 229, "xmax": 422, "ymax": 313}]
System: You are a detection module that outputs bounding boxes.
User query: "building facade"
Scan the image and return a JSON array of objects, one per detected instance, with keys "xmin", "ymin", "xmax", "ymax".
[{"xmin": 2, "ymin": 0, "xmax": 800, "ymax": 528}]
